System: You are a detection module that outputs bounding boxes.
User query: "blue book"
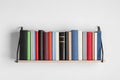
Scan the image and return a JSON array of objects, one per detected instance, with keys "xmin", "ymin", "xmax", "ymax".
[
  {"xmin": 97, "ymin": 31, "xmax": 101, "ymax": 60},
  {"xmin": 71, "ymin": 30, "xmax": 78, "ymax": 60},
  {"xmin": 52, "ymin": 32, "xmax": 56, "ymax": 60}
]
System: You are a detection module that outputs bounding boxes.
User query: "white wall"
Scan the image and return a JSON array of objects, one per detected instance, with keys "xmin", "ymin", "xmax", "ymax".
[{"xmin": 0, "ymin": 0, "xmax": 120, "ymax": 80}]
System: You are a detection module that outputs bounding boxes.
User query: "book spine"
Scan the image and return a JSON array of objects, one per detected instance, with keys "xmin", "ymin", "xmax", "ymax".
[
  {"xmin": 59, "ymin": 32, "xmax": 65, "ymax": 60},
  {"xmin": 43, "ymin": 32, "xmax": 48, "ymax": 60},
  {"xmin": 27, "ymin": 31, "xmax": 31, "ymax": 60},
  {"xmin": 97, "ymin": 31, "xmax": 101, "ymax": 60},
  {"xmin": 87, "ymin": 32, "xmax": 93, "ymax": 60},
  {"xmin": 78, "ymin": 30, "xmax": 82, "ymax": 60},
  {"xmin": 35, "ymin": 31, "xmax": 39, "ymax": 60},
  {"xmin": 20, "ymin": 30, "xmax": 27, "ymax": 60},
  {"xmin": 95, "ymin": 32, "xmax": 97, "ymax": 60},
  {"xmin": 82, "ymin": 32, "xmax": 87, "ymax": 60},
  {"xmin": 52, "ymin": 32, "xmax": 56, "ymax": 60},
  {"xmin": 48, "ymin": 32, "xmax": 52, "ymax": 60},
  {"xmin": 92, "ymin": 32, "xmax": 95, "ymax": 60},
  {"xmin": 71, "ymin": 30, "xmax": 78, "ymax": 60},
  {"xmin": 56, "ymin": 32, "xmax": 59, "ymax": 60},
  {"xmin": 68, "ymin": 32, "xmax": 72, "ymax": 60},
  {"xmin": 65, "ymin": 32, "xmax": 69, "ymax": 60},
  {"xmin": 39, "ymin": 30, "xmax": 44, "ymax": 60},
  {"xmin": 31, "ymin": 31, "xmax": 36, "ymax": 60}
]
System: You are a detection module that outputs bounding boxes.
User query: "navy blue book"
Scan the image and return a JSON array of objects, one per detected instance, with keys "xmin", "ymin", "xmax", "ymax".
[
  {"xmin": 71, "ymin": 30, "xmax": 78, "ymax": 60},
  {"xmin": 97, "ymin": 31, "xmax": 101, "ymax": 60}
]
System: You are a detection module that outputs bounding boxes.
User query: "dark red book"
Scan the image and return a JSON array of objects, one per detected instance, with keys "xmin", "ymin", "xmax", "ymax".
[
  {"xmin": 87, "ymin": 32, "xmax": 93, "ymax": 60},
  {"xmin": 43, "ymin": 32, "xmax": 48, "ymax": 60},
  {"xmin": 48, "ymin": 32, "xmax": 52, "ymax": 60},
  {"xmin": 36, "ymin": 31, "xmax": 39, "ymax": 60}
]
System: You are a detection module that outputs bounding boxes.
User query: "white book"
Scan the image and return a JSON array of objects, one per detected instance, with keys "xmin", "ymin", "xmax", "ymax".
[
  {"xmin": 95, "ymin": 32, "xmax": 97, "ymax": 60},
  {"xmin": 78, "ymin": 31, "xmax": 82, "ymax": 60},
  {"xmin": 31, "ymin": 30, "xmax": 35, "ymax": 60},
  {"xmin": 56, "ymin": 32, "xmax": 59, "ymax": 61},
  {"xmin": 82, "ymin": 32, "xmax": 87, "ymax": 60},
  {"xmin": 68, "ymin": 32, "xmax": 72, "ymax": 60}
]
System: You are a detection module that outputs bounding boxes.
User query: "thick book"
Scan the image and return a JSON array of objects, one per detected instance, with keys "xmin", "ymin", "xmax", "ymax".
[
  {"xmin": 43, "ymin": 32, "xmax": 48, "ymax": 60},
  {"xmin": 35, "ymin": 31, "xmax": 39, "ymax": 60},
  {"xmin": 48, "ymin": 32, "xmax": 52, "ymax": 60},
  {"xmin": 87, "ymin": 32, "xmax": 93, "ymax": 60},
  {"xmin": 59, "ymin": 32, "xmax": 65, "ymax": 60},
  {"xmin": 82, "ymin": 32, "xmax": 87, "ymax": 60},
  {"xmin": 97, "ymin": 31, "xmax": 101, "ymax": 60},
  {"xmin": 20, "ymin": 30, "xmax": 27, "ymax": 60},
  {"xmin": 52, "ymin": 32, "xmax": 56, "ymax": 60},
  {"xmin": 71, "ymin": 30, "xmax": 78, "ymax": 60},
  {"xmin": 78, "ymin": 30, "xmax": 82, "ymax": 60},
  {"xmin": 39, "ymin": 30, "xmax": 44, "ymax": 60},
  {"xmin": 56, "ymin": 32, "xmax": 59, "ymax": 60},
  {"xmin": 31, "ymin": 31, "xmax": 36, "ymax": 60},
  {"xmin": 65, "ymin": 32, "xmax": 69, "ymax": 60}
]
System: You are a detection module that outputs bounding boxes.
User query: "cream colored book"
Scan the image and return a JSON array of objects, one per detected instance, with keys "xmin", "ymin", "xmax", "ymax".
[
  {"xmin": 78, "ymin": 30, "xmax": 82, "ymax": 60},
  {"xmin": 56, "ymin": 32, "xmax": 59, "ymax": 60},
  {"xmin": 68, "ymin": 32, "xmax": 72, "ymax": 60},
  {"xmin": 95, "ymin": 32, "xmax": 97, "ymax": 60}
]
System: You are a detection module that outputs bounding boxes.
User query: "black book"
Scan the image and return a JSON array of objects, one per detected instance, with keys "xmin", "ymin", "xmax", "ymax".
[
  {"xmin": 19, "ymin": 30, "xmax": 28, "ymax": 60},
  {"xmin": 38, "ymin": 30, "xmax": 44, "ymax": 60},
  {"xmin": 65, "ymin": 32, "xmax": 69, "ymax": 60},
  {"xmin": 59, "ymin": 32, "xmax": 65, "ymax": 60}
]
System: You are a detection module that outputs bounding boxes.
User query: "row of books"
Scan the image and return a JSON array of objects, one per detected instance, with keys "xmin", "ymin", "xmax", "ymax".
[{"xmin": 19, "ymin": 30, "xmax": 101, "ymax": 60}]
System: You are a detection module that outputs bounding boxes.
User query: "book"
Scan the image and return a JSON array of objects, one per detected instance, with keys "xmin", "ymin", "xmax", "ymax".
[
  {"xmin": 20, "ymin": 30, "xmax": 27, "ymax": 60},
  {"xmin": 59, "ymin": 32, "xmax": 65, "ymax": 60},
  {"xmin": 97, "ymin": 31, "xmax": 101, "ymax": 60},
  {"xmin": 48, "ymin": 32, "xmax": 52, "ymax": 60},
  {"xmin": 39, "ymin": 30, "xmax": 44, "ymax": 60},
  {"xmin": 78, "ymin": 30, "xmax": 82, "ymax": 60},
  {"xmin": 92, "ymin": 32, "xmax": 95, "ymax": 60},
  {"xmin": 35, "ymin": 31, "xmax": 39, "ymax": 60},
  {"xmin": 27, "ymin": 31, "xmax": 31, "ymax": 60},
  {"xmin": 56, "ymin": 32, "xmax": 59, "ymax": 60},
  {"xmin": 31, "ymin": 30, "xmax": 36, "ymax": 60},
  {"xmin": 52, "ymin": 32, "xmax": 56, "ymax": 60},
  {"xmin": 95, "ymin": 32, "xmax": 97, "ymax": 60},
  {"xmin": 71, "ymin": 30, "xmax": 78, "ymax": 60},
  {"xmin": 87, "ymin": 32, "xmax": 93, "ymax": 60},
  {"xmin": 68, "ymin": 32, "xmax": 72, "ymax": 60},
  {"xmin": 82, "ymin": 32, "xmax": 87, "ymax": 60},
  {"xmin": 43, "ymin": 32, "xmax": 48, "ymax": 60},
  {"xmin": 65, "ymin": 32, "xmax": 69, "ymax": 60}
]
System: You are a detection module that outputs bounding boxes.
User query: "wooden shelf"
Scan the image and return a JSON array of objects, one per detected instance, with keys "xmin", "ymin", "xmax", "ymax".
[{"xmin": 16, "ymin": 60, "xmax": 103, "ymax": 63}]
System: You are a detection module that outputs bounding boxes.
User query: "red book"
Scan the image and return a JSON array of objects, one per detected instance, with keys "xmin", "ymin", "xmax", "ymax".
[
  {"xmin": 48, "ymin": 32, "xmax": 52, "ymax": 60},
  {"xmin": 36, "ymin": 31, "xmax": 39, "ymax": 60},
  {"xmin": 87, "ymin": 32, "xmax": 93, "ymax": 60}
]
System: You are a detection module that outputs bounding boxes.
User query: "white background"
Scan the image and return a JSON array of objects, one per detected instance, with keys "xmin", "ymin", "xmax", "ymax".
[{"xmin": 0, "ymin": 0, "xmax": 120, "ymax": 80}]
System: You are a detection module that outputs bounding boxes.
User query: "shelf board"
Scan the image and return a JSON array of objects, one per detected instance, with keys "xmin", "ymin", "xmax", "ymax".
[{"xmin": 16, "ymin": 60, "xmax": 103, "ymax": 63}]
